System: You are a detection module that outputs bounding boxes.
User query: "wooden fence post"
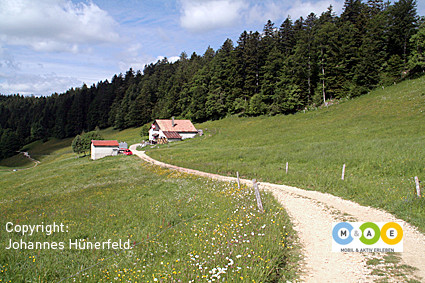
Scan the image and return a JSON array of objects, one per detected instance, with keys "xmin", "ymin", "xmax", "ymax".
[
  {"xmin": 286, "ymin": 162, "xmax": 289, "ymax": 174},
  {"xmin": 236, "ymin": 171, "xmax": 241, "ymax": 190},
  {"xmin": 252, "ymin": 179, "xmax": 264, "ymax": 213},
  {"xmin": 341, "ymin": 164, "xmax": 346, "ymax": 180},
  {"xmin": 415, "ymin": 176, "xmax": 421, "ymax": 198}
]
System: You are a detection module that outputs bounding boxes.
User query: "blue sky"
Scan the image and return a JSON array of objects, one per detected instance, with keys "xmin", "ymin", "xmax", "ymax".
[{"xmin": 0, "ymin": 0, "xmax": 424, "ymax": 96}]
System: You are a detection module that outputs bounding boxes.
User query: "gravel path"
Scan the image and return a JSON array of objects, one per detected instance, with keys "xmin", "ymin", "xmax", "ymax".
[
  {"xmin": 0, "ymin": 152, "xmax": 40, "ymax": 172},
  {"xmin": 130, "ymin": 145, "xmax": 425, "ymax": 282}
]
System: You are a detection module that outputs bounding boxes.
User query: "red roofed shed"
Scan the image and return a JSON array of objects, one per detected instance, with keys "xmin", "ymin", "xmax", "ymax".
[
  {"xmin": 91, "ymin": 140, "xmax": 119, "ymax": 147},
  {"xmin": 91, "ymin": 140, "xmax": 119, "ymax": 160}
]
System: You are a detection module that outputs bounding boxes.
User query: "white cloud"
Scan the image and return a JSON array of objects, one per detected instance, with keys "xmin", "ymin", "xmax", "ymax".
[
  {"xmin": 0, "ymin": 47, "xmax": 20, "ymax": 72},
  {"xmin": 244, "ymin": 0, "xmax": 344, "ymax": 26},
  {"xmin": 245, "ymin": 2, "xmax": 287, "ymax": 24},
  {"xmin": 154, "ymin": 55, "xmax": 180, "ymax": 64},
  {"xmin": 179, "ymin": 0, "xmax": 247, "ymax": 32},
  {"xmin": 178, "ymin": 0, "xmax": 344, "ymax": 33},
  {"xmin": 286, "ymin": 0, "xmax": 344, "ymax": 20},
  {"xmin": 0, "ymin": 73, "xmax": 81, "ymax": 96},
  {"xmin": 0, "ymin": 0, "xmax": 119, "ymax": 53}
]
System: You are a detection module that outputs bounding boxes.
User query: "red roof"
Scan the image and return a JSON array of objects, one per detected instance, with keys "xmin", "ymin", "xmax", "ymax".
[
  {"xmin": 91, "ymin": 140, "xmax": 119, "ymax": 147},
  {"xmin": 163, "ymin": 131, "xmax": 182, "ymax": 139},
  {"xmin": 155, "ymin": 119, "xmax": 197, "ymax": 132}
]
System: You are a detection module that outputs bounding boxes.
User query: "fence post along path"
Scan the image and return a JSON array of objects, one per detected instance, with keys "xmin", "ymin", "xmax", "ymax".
[
  {"xmin": 252, "ymin": 179, "xmax": 264, "ymax": 213},
  {"xmin": 415, "ymin": 176, "xmax": 421, "ymax": 198},
  {"xmin": 129, "ymin": 144, "xmax": 425, "ymax": 282}
]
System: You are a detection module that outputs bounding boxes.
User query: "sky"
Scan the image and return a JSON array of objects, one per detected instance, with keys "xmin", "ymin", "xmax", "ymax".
[{"xmin": 0, "ymin": 0, "xmax": 424, "ymax": 96}]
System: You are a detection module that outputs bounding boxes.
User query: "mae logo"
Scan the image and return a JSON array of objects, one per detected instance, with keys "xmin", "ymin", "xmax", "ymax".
[{"xmin": 332, "ymin": 222, "xmax": 403, "ymax": 252}]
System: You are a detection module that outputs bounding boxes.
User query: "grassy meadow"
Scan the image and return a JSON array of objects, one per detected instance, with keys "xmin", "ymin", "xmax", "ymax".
[
  {"xmin": 0, "ymin": 137, "xmax": 298, "ymax": 281},
  {"xmin": 0, "ymin": 127, "xmax": 143, "ymax": 172},
  {"xmin": 2, "ymin": 76, "xmax": 425, "ymax": 281},
  {"xmin": 148, "ymin": 77, "xmax": 425, "ymax": 232}
]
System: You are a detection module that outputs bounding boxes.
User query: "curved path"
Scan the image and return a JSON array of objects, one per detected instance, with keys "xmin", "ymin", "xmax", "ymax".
[
  {"xmin": 130, "ymin": 144, "xmax": 425, "ymax": 282},
  {"xmin": 0, "ymin": 152, "xmax": 40, "ymax": 172}
]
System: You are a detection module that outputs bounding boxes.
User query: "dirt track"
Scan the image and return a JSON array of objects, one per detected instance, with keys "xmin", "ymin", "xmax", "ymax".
[{"xmin": 130, "ymin": 144, "xmax": 425, "ymax": 282}]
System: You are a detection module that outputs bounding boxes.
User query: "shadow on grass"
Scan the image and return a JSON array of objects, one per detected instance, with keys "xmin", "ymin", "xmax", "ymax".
[{"xmin": 0, "ymin": 138, "xmax": 73, "ymax": 170}]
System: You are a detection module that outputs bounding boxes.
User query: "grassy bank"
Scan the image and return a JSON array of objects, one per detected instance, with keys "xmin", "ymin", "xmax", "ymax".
[
  {"xmin": 0, "ymin": 153, "xmax": 34, "ymax": 170},
  {"xmin": 148, "ymin": 77, "xmax": 425, "ymax": 232},
  {"xmin": 0, "ymin": 141, "xmax": 298, "ymax": 281}
]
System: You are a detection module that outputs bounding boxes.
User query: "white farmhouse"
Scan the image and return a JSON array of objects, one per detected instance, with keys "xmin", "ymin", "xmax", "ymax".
[
  {"xmin": 149, "ymin": 118, "xmax": 197, "ymax": 143},
  {"xmin": 91, "ymin": 140, "xmax": 119, "ymax": 160}
]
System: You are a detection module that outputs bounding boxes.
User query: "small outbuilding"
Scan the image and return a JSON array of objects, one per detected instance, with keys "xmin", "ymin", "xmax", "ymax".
[
  {"xmin": 91, "ymin": 140, "xmax": 119, "ymax": 160},
  {"xmin": 149, "ymin": 118, "xmax": 197, "ymax": 143}
]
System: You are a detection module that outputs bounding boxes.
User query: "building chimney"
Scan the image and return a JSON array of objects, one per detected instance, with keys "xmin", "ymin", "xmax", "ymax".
[{"xmin": 172, "ymin": 116, "xmax": 175, "ymax": 127}]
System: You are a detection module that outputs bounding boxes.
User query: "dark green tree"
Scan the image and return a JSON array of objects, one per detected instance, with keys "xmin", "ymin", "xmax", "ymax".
[
  {"xmin": 71, "ymin": 134, "xmax": 83, "ymax": 156},
  {"xmin": 81, "ymin": 131, "xmax": 103, "ymax": 156},
  {"xmin": 387, "ymin": 0, "xmax": 419, "ymax": 67},
  {"xmin": 0, "ymin": 129, "xmax": 21, "ymax": 159},
  {"xmin": 278, "ymin": 17, "xmax": 295, "ymax": 55},
  {"xmin": 408, "ymin": 22, "xmax": 425, "ymax": 74},
  {"xmin": 354, "ymin": 2, "xmax": 388, "ymax": 90}
]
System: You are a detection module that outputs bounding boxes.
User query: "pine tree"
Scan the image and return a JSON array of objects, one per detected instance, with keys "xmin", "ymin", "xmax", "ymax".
[
  {"xmin": 291, "ymin": 13, "xmax": 318, "ymax": 104},
  {"xmin": 354, "ymin": 3, "xmax": 387, "ymax": 90},
  {"xmin": 408, "ymin": 22, "xmax": 425, "ymax": 73},
  {"xmin": 260, "ymin": 46, "xmax": 284, "ymax": 108},
  {"xmin": 234, "ymin": 31, "xmax": 262, "ymax": 100},
  {"xmin": 278, "ymin": 17, "xmax": 295, "ymax": 55},
  {"xmin": 210, "ymin": 39, "xmax": 237, "ymax": 113},
  {"xmin": 387, "ymin": 0, "xmax": 419, "ymax": 67},
  {"xmin": 315, "ymin": 7, "xmax": 343, "ymax": 102}
]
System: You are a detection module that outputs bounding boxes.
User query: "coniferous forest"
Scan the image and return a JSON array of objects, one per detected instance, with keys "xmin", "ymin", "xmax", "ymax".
[{"xmin": 0, "ymin": 0, "xmax": 424, "ymax": 159}]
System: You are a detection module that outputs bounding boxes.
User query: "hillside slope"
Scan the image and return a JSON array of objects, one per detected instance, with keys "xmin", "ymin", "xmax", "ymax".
[
  {"xmin": 0, "ymin": 135, "xmax": 298, "ymax": 281},
  {"xmin": 148, "ymin": 77, "xmax": 425, "ymax": 232}
]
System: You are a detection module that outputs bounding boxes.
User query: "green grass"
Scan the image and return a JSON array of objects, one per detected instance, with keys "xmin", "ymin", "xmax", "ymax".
[
  {"xmin": 99, "ymin": 126, "xmax": 144, "ymax": 146},
  {"xmin": 365, "ymin": 253, "xmax": 420, "ymax": 282},
  {"xmin": 0, "ymin": 153, "xmax": 34, "ymax": 170},
  {"xmin": 148, "ymin": 77, "xmax": 425, "ymax": 232},
  {"xmin": 2, "ymin": 77, "xmax": 424, "ymax": 280},
  {"xmin": 0, "ymin": 127, "xmax": 143, "ymax": 173},
  {"xmin": 0, "ymin": 139, "xmax": 298, "ymax": 281}
]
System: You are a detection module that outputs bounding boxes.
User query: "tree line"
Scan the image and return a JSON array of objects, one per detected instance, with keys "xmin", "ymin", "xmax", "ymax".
[{"xmin": 0, "ymin": 0, "xmax": 424, "ymax": 159}]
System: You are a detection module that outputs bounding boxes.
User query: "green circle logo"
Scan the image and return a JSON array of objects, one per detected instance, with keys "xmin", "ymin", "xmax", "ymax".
[{"xmin": 359, "ymin": 222, "xmax": 380, "ymax": 245}]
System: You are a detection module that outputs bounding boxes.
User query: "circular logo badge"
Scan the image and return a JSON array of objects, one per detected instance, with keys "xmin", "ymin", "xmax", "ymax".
[
  {"xmin": 359, "ymin": 222, "xmax": 381, "ymax": 245},
  {"xmin": 381, "ymin": 222, "xmax": 403, "ymax": 245},
  {"xmin": 332, "ymin": 222, "xmax": 354, "ymax": 245}
]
